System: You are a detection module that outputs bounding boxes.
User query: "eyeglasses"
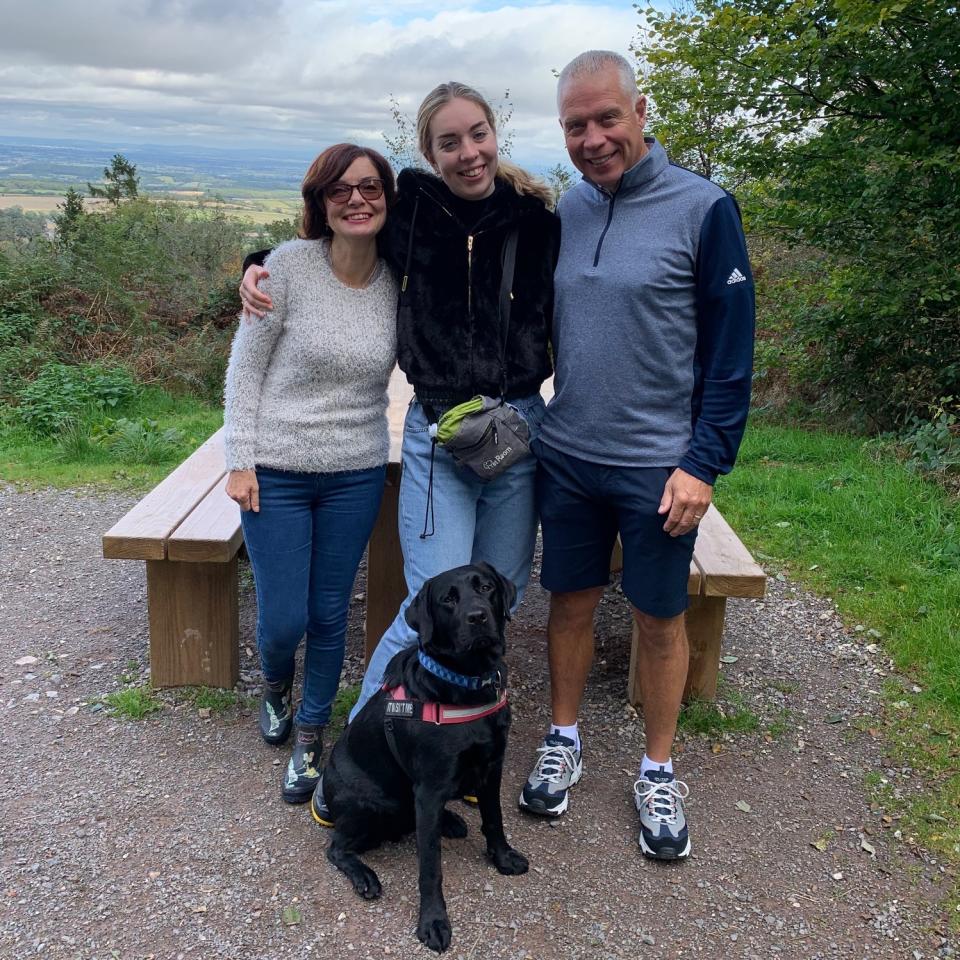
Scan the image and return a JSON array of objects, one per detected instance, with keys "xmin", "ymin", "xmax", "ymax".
[{"xmin": 325, "ymin": 178, "xmax": 385, "ymax": 204}]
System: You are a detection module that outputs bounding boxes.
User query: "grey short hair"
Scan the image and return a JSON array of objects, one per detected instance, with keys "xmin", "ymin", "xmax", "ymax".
[{"xmin": 556, "ymin": 50, "xmax": 639, "ymax": 109}]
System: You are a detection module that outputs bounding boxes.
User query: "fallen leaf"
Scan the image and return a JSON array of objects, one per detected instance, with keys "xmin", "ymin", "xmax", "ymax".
[
  {"xmin": 735, "ymin": 800, "xmax": 752, "ymax": 813},
  {"xmin": 823, "ymin": 714, "xmax": 844, "ymax": 724},
  {"xmin": 719, "ymin": 655, "xmax": 739, "ymax": 664},
  {"xmin": 860, "ymin": 837, "xmax": 877, "ymax": 857},
  {"xmin": 811, "ymin": 838, "xmax": 829, "ymax": 852},
  {"xmin": 282, "ymin": 906, "xmax": 301, "ymax": 926}
]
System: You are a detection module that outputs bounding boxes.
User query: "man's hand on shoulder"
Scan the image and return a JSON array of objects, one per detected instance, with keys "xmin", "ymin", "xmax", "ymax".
[
  {"xmin": 658, "ymin": 468, "xmax": 712, "ymax": 537},
  {"xmin": 239, "ymin": 265, "xmax": 272, "ymax": 321}
]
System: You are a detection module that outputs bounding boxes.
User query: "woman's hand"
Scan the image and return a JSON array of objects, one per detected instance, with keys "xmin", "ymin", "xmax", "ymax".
[
  {"xmin": 226, "ymin": 469, "xmax": 260, "ymax": 512},
  {"xmin": 239, "ymin": 265, "xmax": 273, "ymax": 320}
]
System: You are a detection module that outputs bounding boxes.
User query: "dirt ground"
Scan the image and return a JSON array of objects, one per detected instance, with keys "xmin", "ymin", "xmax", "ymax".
[{"xmin": 1, "ymin": 485, "xmax": 957, "ymax": 960}]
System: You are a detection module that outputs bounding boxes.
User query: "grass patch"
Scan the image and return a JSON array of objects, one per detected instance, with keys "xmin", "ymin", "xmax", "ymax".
[
  {"xmin": 102, "ymin": 686, "xmax": 162, "ymax": 720},
  {"xmin": 765, "ymin": 709, "xmax": 792, "ymax": 740},
  {"xmin": 188, "ymin": 687, "xmax": 245, "ymax": 713},
  {"xmin": 330, "ymin": 684, "xmax": 360, "ymax": 730},
  {"xmin": 677, "ymin": 695, "xmax": 759, "ymax": 737},
  {"xmin": 0, "ymin": 387, "xmax": 222, "ymax": 491}
]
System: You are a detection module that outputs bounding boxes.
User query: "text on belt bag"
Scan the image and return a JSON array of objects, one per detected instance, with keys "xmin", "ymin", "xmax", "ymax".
[
  {"xmin": 435, "ymin": 227, "xmax": 530, "ymax": 481},
  {"xmin": 436, "ymin": 395, "xmax": 531, "ymax": 480}
]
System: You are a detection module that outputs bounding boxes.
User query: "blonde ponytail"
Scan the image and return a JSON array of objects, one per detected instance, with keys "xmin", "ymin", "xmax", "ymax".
[{"xmin": 496, "ymin": 160, "xmax": 554, "ymax": 209}]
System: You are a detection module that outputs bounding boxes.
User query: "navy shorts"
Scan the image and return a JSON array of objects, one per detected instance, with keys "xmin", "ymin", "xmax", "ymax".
[{"xmin": 534, "ymin": 439, "xmax": 697, "ymax": 619}]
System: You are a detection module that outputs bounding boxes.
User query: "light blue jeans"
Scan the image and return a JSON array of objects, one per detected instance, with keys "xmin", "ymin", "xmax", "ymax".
[{"xmin": 350, "ymin": 394, "xmax": 546, "ymax": 720}]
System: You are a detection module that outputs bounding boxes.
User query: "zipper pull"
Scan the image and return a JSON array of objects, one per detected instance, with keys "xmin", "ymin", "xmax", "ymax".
[
  {"xmin": 492, "ymin": 423, "xmax": 498, "ymax": 445},
  {"xmin": 467, "ymin": 235, "xmax": 474, "ymax": 253}
]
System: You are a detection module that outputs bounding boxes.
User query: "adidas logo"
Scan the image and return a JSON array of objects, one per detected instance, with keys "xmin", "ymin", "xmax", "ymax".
[{"xmin": 726, "ymin": 268, "xmax": 747, "ymax": 285}]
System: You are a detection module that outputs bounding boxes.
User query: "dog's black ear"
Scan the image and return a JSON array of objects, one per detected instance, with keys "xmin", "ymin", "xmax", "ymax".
[
  {"xmin": 477, "ymin": 561, "xmax": 517, "ymax": 620},
  {"xmin": 404, "ymin": 579, "xmax": 433, "ymax": 646}
]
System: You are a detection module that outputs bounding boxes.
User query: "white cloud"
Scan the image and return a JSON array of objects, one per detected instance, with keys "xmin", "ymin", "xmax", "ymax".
[{"xmin": 0, "ymin": 1, "xmax": 643, "ymax": 170}]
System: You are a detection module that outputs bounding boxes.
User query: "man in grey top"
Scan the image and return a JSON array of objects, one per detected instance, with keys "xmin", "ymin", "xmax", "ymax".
[{"xmin": 518, "ymin": 51, "xmax": 755, "ymax": 860}]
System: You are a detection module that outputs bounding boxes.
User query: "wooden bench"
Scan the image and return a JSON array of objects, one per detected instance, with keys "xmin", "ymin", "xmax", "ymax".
[
  {"xmin": 104, "ymin": 370, "xmax": 765, "ymax": 699},
  {"xmin": 102, "ymin": 427, "xmax": 243, "ymax": 688}
]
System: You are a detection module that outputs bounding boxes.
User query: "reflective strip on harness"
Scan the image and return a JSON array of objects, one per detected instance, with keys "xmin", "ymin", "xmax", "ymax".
[{"xmin": 382, "ymin": 683, "xmax": 508, "ymax": 724}]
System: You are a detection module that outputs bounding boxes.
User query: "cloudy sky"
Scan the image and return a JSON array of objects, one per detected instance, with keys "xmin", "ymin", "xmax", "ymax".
[{"xmin": 0, "ymin": 0, "xmax": 652, "ymax": 170}]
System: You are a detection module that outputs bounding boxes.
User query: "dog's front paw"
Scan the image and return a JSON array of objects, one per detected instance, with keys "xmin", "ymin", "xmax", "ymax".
[
  {"xmin": 441, "ymin": 808, "xmax": 468, "ymax": 839},
  {"xmin": 489, "ymin": 845, "xmax": 529, "ymax": 876},
  {"xmin": 417, "ymin": 911, "xmax": 452, "ymax": 953},
  {"xmin": 351, "ymin": 865, "xmax": 383, "ymax": 900}
]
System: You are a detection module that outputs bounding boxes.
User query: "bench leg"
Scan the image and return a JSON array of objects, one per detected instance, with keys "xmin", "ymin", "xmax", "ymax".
[
  {"xmin": 365, "ymin": 480, "xmax": 406, "ymax": 663},
  {"xmin": 626, "ymin": 595, "xmax": 727, "ymax": 706},
  {"xmin": 146, "ymin": 559, "xmax": 239, "ymax": 689},
  {"xmin": 683, "ymin": 595, "xmax": 726, "ymax": 701}
]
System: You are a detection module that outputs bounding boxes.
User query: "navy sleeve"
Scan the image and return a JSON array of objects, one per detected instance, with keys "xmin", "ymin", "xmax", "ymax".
[{"xmin": 678, "ymin": 194, "xmax": 755, "ymax": 485}]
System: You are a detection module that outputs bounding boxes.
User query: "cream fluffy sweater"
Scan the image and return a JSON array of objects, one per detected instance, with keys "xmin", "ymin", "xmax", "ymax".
[{"xmin": 224, "ymin": 238, "xmax": 398, "ymax": 473}]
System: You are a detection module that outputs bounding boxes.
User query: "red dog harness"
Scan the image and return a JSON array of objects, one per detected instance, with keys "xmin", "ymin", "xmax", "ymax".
[{"xmin": 383, "ymin": 683, "xmax": 508, "ymax": 724}]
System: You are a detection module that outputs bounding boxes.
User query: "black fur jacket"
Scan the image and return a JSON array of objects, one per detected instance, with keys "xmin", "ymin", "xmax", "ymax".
[{"xmin": 382, "ymin": 168, "xmax": 559, "ymax": 403}]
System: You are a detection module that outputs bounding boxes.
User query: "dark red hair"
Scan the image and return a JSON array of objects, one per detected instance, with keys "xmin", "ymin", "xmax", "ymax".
[{"xmin": 300, "ymin": 144, "xmax": 396, "ymax": 240}]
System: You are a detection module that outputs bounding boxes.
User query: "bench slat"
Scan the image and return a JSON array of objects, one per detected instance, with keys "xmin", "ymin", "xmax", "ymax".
[
  {"xmin": 168, "ymin": 475, "xmax": 243, "ymax": 563},
  {"xmin": 102, "ymin": 428, "xmax": 227, "ymax": 560},
  {"xmin": 693, "ymin": 505, "xmax": 766, "ymax": 598}
]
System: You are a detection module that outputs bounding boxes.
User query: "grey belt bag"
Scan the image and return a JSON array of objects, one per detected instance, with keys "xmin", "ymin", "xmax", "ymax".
[{"xmin": 434, "ymin": 395, "xmax": 531, "ymax": 481}]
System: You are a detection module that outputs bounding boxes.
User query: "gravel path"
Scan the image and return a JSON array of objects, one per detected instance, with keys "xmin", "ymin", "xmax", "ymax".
[{"xmin": 1, "ymin": 485, "xmax": 956, "ymax": 960}]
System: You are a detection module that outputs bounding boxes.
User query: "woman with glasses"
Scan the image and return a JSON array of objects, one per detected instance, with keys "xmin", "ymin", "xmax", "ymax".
[
  {"xmin": 224, "ymin": 144, "xmax": 398, "ymax": 804},
  {"xmin": 240, "ymin": 84, "xmax": 558, "ymax": 816}
]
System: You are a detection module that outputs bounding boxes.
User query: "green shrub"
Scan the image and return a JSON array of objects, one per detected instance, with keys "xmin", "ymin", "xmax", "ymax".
[
  {"xmin": 16, "ymin": 362, "xmax": 140, "ymax": 436},
  {"xmin": 0, "ymin": 310, "xmax": 36, "ymax": 348},
  {"xmin": 56, "ymin": 414, "xmax": 100, "ymax": 462},
  {"xmin": 102, "ymin": 417, "xmax": 184, "ymax": 464}
]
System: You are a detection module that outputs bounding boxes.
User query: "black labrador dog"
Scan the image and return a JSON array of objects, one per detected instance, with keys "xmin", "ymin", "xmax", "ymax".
[{"xmin": 323, "ymin": 562, "xmax": 528, "ymax": 953}]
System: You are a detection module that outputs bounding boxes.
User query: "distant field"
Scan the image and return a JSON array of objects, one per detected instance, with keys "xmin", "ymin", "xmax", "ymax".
[
  {"xmin": 0, "ymin": 192, "xmax": 299, "ymax": 224},
  {"xmin": 0, "ymin": 194, "xmax": 69, "ymax": 213}
]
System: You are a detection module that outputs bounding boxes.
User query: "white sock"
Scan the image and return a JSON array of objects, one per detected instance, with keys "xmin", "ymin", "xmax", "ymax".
[
  {"xmin": 640, "ymin": 754, "xmax": 673, "ymax": 777},
  {"xmin": 550, "ymin": 722, "xmax": 580, "ymax": 752}
]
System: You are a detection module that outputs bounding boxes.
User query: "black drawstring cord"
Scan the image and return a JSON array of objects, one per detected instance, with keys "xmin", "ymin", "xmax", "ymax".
[{"xmin": 420, "ymin": 437, "xmax": 437, "ymax": 539}]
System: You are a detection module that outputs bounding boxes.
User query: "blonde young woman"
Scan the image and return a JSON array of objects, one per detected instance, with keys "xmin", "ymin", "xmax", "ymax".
[{"xmin": 240, "ymin": 84, "xmax": 558, "ymax": 821}]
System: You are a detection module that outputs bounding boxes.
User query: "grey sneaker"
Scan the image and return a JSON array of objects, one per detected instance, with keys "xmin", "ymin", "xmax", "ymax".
[
  {"xmin": 633, "ymin": 768, "xmax": 691, "ymax": 860},
  {"xmin": 518, "ymin": 733, "xmax": 583, "ymax": 817}
]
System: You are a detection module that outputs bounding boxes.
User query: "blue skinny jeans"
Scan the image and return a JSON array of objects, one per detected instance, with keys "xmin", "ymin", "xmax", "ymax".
[{"xmin": 241, "ymin": 465, "xmax": 386, "ymax": 727}]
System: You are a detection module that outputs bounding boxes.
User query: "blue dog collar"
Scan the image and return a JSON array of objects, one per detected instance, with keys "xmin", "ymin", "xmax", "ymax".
[{"xmin": 417, "ymin": 648, "xmax": 499, "ymax": 690}]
